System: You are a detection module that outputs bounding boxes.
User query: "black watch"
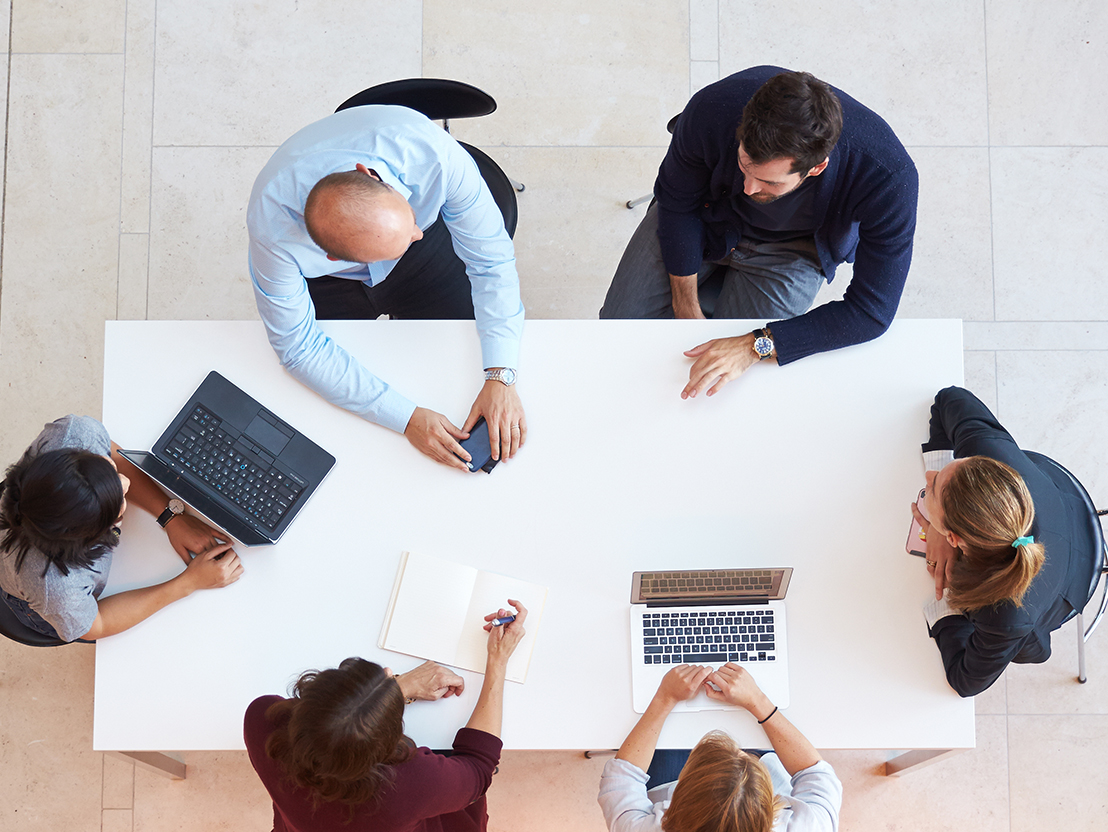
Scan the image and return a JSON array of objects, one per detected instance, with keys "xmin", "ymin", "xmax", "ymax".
[{"xmin": 157, "ymin": 499, "xmax": 185, "ymax": 528}]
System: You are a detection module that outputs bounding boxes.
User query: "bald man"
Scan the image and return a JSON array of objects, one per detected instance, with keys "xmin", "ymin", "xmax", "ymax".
[{"xmin": 247, "ymin": 106, "xmax": 525, "ymax": 471}]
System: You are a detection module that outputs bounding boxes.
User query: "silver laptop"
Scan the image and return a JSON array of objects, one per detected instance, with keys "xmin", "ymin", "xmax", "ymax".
[{"xmin": 629, "ymin": 567, "xmax": 792, "ymax": 713}]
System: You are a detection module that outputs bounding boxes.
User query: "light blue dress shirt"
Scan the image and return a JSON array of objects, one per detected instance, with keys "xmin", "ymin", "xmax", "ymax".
[{"xmin": 247, "ymin": 105, "xmax": 524, "ymax": 434}]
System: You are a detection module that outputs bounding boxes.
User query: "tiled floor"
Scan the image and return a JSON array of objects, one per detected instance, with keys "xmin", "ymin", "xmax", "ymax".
[{"xmin": 0, "ymin": 1, "xmax": 1106, "ymax": 830}]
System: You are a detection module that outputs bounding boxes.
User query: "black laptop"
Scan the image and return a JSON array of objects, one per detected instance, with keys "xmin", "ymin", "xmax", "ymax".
[{"xmin": 119, "ymin": 371, "xmax": 336, "ymax": 545}]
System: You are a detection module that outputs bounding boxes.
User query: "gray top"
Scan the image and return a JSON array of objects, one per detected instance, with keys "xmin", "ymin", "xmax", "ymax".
[
  {"xmin": 598, "ymin": 753, "xmax": 842, "ymax": 832},
  {"xmin": 0, "ymin": 415, "xmax": 114, "ymax": 641}
]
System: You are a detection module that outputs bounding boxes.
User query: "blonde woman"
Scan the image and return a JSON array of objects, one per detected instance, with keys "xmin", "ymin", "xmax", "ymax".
[
  {"xmin": 911, "ymin": 387, "xmax": 1092, "ymax": 696},
  {"xmin": 599, "ymin": 663, "xmax": 841, "ymax": 832}
]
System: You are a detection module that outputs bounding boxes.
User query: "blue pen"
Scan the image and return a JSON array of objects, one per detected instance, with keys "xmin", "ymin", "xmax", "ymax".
[{"xmin": 490, "ymin": 614, "xmax": 516, "ymax": 627}]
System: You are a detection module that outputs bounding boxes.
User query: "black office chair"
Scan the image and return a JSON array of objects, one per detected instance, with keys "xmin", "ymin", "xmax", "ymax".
[
  {"xmin": 625, "ymin": 112, "xmax": 726, "ymax": 317},
  {"xmin": 1025, "ymin": 452, "xmax": 1108, "ymax": 683},
  {"xmin": 0, "ymin": 594, "xmax": 92, "ymax": 647},
  {"xmin": 336, "ymin": 78, "xmax": 522, "ymax": 238}
]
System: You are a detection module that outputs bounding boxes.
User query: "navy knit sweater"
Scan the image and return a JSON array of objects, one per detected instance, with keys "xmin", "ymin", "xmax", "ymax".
[{"xmin": 654, "ymin": 66, "xmax": 918, "ymax": 365}]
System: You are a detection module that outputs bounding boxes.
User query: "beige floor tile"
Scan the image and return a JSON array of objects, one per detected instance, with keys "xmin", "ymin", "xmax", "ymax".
[
  {"xmin": 103, "ymin": 753, "xmax": 135, "ymax": 809},
  {"xmin": 991, "ymin": 148, "xmax": 1108, "ymax": 322},
  {"xmin": 0, "ymin": 53, "xmax": 124, "ymax": 444},
  {"xmin": 118, "ymin": 233, "xmax": 151, "ymax": 320},
  {"xmin": 133, "ymin": 751, "xmax": 274, "ymax": 832},
  {"xmin": 718, "ymin": 0, "xmax": 988, "ymax": 146},
  {"xmin": 986, "ymin": 0, "xmax": 1108, "ymax": 146},
  {"xmin": 690, "ymin": 60, "xmax": 719, "ymax": 96},
  {"xmin": 0, "ymin": 641, "xmax": 102, "ymax": 832},
  {"xmin": 102, "ymin": 808, "xmax": 134, "ymax": 832},
  {"xmin": 121, "ymin": 0, "xmax": 156, "ymax": 234},
  {"xmin": 823, "ymin": 715, "xmax": 1009, "ymax": 832},
  {"xmin": 10, "ymin": 0, "xmax": 125, "ymax": 52},
  {"xmin": 994, "ymin": 350, "xmax": 1108, "ymax": 501},
  {"xmin": 964, "ymin": 351, "xmax": 998, "ymax": 414},
  {"xmin": 486, "ymin": 750, "xmax": 609, "ymax": 832},
  {"xmin": 1005, "ymin": 616, "xmax": 1108, "ymax": 715},
  {"xmin": 965, "ymin": 322, "xmax": 1108, "ymax": 352},
  {"xmin": 423, "ymin": 0, "xmax": 688, "ymax": 147},
  {"xmin": 898, "ymin": 147, "xmax": 993, "ymax": 321},
  {"xmin": 151, "ymin": 0, "xmax": 421, "ymax": 147},
  {"xmin": 975, "ymin": 668, "xmax": 1008, "ymax": 715},
  {"xmin": 1008, "ymin": 714, "xmax": 1108, "ymax": 832},
  {"xmin": 491, "ymin": 146, "xmax": 668, "ymax": 310},
  {"xmin": 147, "ymin": 146, "xmax": 272, "ymax": 321},
  {"xmin": 689, "ymin": 0, "xmax": 718, "ymax": 62}
]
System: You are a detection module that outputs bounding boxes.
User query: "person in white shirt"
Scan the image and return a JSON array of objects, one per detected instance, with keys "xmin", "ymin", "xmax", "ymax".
[{"xmin": 598, "ymin": 663, "xmax": 841, "ymax": 832}]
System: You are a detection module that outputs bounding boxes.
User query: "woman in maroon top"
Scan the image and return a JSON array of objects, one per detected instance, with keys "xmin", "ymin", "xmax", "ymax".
[{"xmin": 244, "ymin": 600, "xmax": 528, "ymax": 832}]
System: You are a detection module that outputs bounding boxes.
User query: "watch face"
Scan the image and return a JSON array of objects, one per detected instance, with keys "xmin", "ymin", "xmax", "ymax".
[
  {"xmin": 500, "ymin": 368, "xmax": 517, "ymax": 385},
  {"xmin": 754, "ymin": 336, "xmax": 774, "ymax": 357},
  {"xmin": 169, "ymin": 498, "xmax": 185, "ymax": 514}
]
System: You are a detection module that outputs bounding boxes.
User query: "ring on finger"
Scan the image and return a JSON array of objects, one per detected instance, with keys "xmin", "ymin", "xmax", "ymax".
[{"xmin": 926, "ymin": 560, "xmax": 937, "ymax": 567}]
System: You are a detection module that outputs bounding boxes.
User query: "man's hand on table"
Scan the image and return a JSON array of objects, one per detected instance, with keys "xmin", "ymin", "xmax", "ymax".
[
  {"xmin": 396, "ymin": 660, "xmax": 465, "ymax": 702},
  {"xmin": 682, "ymin": 333, "xmax": 769, "ymax": 399},
  {"xmin": 464, "ymin": 379, "xmax": 527, "ymax": 462},
  {"xmin": 404, "ymin": 407, "xmax": 472, "ymax": 471}
]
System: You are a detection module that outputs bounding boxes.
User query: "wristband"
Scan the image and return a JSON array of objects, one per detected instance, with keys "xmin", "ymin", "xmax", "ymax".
[{"xmin": 757, "ymin": 706, "xmax": 778, "ymax": 725}]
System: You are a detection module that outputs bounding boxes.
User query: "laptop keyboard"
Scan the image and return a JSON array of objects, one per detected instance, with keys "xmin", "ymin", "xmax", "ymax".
[
  {"xmin": 164, "ymin": 406, "xmax": 303, "ymax": 530},
  {"xmin": 638, "ymin": 568, "xmax": 778, "ymax": 601},
  {"xmin": 642, "ymin": 608, "xmax": 777, "ymax": 665}
]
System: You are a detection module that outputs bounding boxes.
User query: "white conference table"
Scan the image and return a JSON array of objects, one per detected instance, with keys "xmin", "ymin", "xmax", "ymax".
[{"xmin": 94, "ymin": 319, "xmax": 970, "ymax": 777}]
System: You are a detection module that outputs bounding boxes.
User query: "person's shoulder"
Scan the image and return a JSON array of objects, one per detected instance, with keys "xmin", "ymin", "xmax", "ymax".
[
  {"xmin": 833, "ymin": 86, "xmax": 914, "ymax": 175},
  {"xmin": 31, "ymin": 415, "xmax": 109, "ymax": 457}
]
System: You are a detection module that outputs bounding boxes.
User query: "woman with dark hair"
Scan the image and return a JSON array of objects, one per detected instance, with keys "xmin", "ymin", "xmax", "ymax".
[
  {"xmin": 244, "ymin": 600, "xmax": 528, "ymax": 832},
  {"xmin": 910, "ymin": 387, "xmax": 1093, "ymax": 696},
  {"xmin": 599, "ymin": 663, "xmax": 841, "ymax": 832},
  {"xmin": 0, "ymin": 415, "xmax": 244, "ymax": 642}
]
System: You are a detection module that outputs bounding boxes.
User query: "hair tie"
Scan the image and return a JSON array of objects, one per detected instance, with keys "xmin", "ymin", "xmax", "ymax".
[{"xmin": 1012, "ymin": 535, "xmax": 1034, "ymax": 548}]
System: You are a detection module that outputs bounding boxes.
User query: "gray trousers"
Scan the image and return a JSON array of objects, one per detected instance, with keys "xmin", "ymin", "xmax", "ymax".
[{"xmin": 600, "ymin": 202, "xmax": 825, "ymax": 319}]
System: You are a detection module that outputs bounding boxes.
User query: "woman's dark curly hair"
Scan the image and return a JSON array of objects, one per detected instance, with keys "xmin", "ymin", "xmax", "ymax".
[
  {"xmin": 0, "ymin": 448, "xmax": 124, "ymax": 576},
  {"xmin": 265, "ymin": 658, "xmax": 414, "ymax": 807}
]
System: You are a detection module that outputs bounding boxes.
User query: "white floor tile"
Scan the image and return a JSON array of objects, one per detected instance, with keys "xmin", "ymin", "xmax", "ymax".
[{"xmin": 718, "ymin": 0, "xmax": 989, "ymax": 146}]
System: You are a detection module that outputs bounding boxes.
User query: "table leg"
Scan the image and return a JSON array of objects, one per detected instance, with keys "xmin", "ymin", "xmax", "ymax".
[
  {"xmin": 109, "ymin": 750, "xmax": 187, "ymax": 780},
  {"xmin": 884, "ymin": 748, "xmax": 964, "ymax": 776}
]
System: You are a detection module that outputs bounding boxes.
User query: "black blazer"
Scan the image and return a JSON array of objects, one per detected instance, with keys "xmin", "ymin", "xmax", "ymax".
[{"xmin": 924, "ymin": 387, "xmax": 1090, "ymax": 697}]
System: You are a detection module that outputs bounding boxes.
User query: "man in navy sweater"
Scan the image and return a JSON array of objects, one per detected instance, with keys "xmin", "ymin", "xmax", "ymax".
[{"xmin": 601, "ymin": 67, "xmax": 918, "ymax": 399}]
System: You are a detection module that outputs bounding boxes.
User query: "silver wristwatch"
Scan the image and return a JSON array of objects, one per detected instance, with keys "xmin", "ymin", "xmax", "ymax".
[
  {"xmin": 484, "ymin": 368, "xmax": 517, "ymax": 386},
  {"xmin": 157, "ymin": 498, "xmax": 185, "ymax": 528},
  {"xmin": 752, "ymin": 327, "xmax": 775, "ymax": 361}
]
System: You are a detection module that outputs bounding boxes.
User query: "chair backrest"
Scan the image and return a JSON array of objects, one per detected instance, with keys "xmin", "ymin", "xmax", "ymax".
[
  {"xmin": 0, "ymin": 594, "xmax": 70, "ymax": 647},
  {"xmin": 336, "ymin": 79, "xmax": 497, "ymax": 120},
  {"xmin": 1025, "ymin": 451, "xmax": 1108, "ymax": 608}
]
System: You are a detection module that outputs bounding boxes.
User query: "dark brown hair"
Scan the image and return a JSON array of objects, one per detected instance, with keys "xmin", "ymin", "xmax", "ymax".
[
  {"xmin": 736, "ymin": 71, "xmax": 843, "ymax": 174},
  {"xmin": 941, "ymin": 456, "xmax": 1045, "ymax": 611},
  {"xmin": 0, "ymin": 448, "xmax": 123, "ymax": 576},
  {"xmin": 662, "ymin": 731, "xmax": 783, "ymax": 832},
  {"xmin": 265, "ymin": 658, "xmax": 414, "ymax": 807}
]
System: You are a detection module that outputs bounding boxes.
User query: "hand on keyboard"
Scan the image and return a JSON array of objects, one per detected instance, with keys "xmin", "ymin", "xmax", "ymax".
[{"xmin": 654, "ymin": 664, "xmax": 713, "ymax": 709}]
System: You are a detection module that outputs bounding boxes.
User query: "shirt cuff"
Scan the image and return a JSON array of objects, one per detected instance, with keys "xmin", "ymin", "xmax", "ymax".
[
  {"xmin": 479, "ymin": 337, "xmax": 521, "ymax": 375},
  {"xmin": 372, "ymin": 391, "xmax": 419, "ymax": 435},
  {"xmin": 923, "ymin": 590, "xmax": 963, "ymax": 630},
  {"xmin": 922, "ymin": 449, "xmax": 955, "ymax": 473}
]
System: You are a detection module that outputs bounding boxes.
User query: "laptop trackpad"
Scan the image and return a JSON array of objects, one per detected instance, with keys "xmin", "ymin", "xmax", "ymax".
[{"xmin": 245, "ymin": 414, "xmax": 291, "ymax": 456}]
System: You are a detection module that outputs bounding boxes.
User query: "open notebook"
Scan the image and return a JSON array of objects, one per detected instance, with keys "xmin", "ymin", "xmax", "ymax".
[{"xmin": 378, "ymin": 551, "xmax": 548, "ymax": 684}]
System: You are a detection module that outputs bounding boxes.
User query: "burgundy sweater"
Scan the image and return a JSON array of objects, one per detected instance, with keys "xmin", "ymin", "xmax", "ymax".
[{"xmin": 244, "ymin": 695, "xmax": 502, "ymax": 832}]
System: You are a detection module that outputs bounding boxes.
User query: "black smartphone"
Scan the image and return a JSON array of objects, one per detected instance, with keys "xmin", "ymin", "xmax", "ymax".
[{"xmin": 456, "ymin": 417, "xmax": 498, "ymax": 474}]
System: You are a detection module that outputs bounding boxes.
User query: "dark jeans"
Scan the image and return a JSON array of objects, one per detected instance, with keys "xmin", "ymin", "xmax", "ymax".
[
  {"xmin": 307, "ymin": 215, "xmax": 475, "ymax": 321},
  {"xmin": 0, "ymin": 589, "xmax": 61, "ymax": 639},
  {"xmin": 600, "ymin": 201, "xmax": 825, "ymax": 320}
]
